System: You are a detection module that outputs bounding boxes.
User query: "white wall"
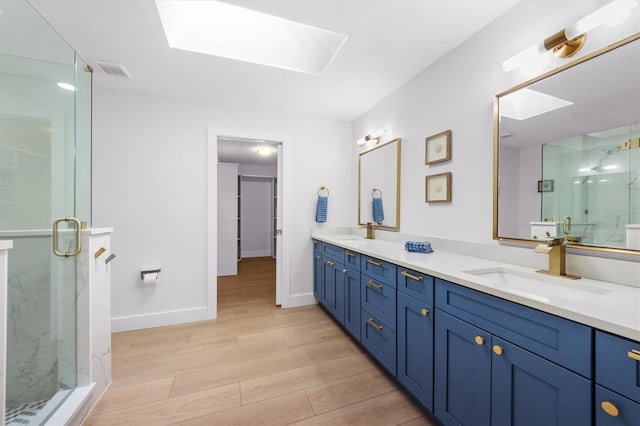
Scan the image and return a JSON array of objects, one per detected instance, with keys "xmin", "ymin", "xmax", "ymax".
[
  {"xmin": 351, "ymin": 0, "xmax": 640, "ymax": 245},
  {"xmin": 92, "ymin": 89, "xmax": 351, "ymax": 331}
]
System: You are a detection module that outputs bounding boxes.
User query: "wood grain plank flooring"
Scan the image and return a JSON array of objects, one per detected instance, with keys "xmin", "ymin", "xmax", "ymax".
[{"xmin": 82, "ymin": 257, "xmax": 437, "ymax": 425}]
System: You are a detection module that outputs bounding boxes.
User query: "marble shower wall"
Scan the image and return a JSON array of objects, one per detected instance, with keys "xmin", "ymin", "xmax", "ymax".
[{"xmin": 5, "ymin": 234, "xmax": 78, "ymax": 408}]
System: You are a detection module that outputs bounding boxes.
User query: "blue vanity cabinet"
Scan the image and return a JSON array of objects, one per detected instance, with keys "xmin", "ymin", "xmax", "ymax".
[
  {"xmin": 321, "ymin": 255, "xmax": 345, "ymax": 323},
  {"xmin": 594, "ymin": 331, "xmax": 640, "ymax": 425},
  {"xmin": 343, "ymin": 266, "xmax": 361, "ymax": 340},
  {"xmin": 361, "ymin": 254, "xmax": 398, "ymax": 375},
  {"xmin": 434, "ymin": 310, "xmax": 491, "ymax": 426},
  {"xmin": 434, "ymin": 279, "xmax": 592, "ymax": 426},
  {"xmin": 397, "ymin": 290, "xmax": 434, "ymax": 411},
  {"xmin": 313, "ymin": 240, "xmax": 322, "ymax": 300},
  {"xmin": 491, "ymin": 336, "xmax": 591, "ymax": 426}
]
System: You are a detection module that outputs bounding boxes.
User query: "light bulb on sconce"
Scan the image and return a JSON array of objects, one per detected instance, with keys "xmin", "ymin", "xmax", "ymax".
[
  {"xmin": 503, "ymin": 0, "xmax": 638, "ymax": 74},
  {"xmin": 356, "ymin": 128, "xmax": 388, "ymax": 146}
]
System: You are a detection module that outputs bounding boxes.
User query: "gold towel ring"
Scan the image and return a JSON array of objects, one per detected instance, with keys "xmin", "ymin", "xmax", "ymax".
[
  {"xmin": 372, "ymin": 188, "xmax": 383, "ymax": 198},
  {"xmin": 318, "ymin": 186, "xmax": 329, "ymax": 196}
]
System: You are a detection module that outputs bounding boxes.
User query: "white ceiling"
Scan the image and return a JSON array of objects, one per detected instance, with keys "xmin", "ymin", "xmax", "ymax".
[{"xmin": 26, "ymin": 0, "xmax": 519, "ymax": 123}]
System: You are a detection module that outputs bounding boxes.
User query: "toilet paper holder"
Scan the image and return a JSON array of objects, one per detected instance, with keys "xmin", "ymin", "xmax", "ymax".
[{"xmin": 141, "ymin": 268, "xmax": 161, "ymax": 280}]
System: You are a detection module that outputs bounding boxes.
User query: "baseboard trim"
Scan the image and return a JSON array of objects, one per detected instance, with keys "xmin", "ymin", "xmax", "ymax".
[
  {"xmin": 111, "ymin": 306, "xmax": 209, "ymax": 332},
  {"xmin": 284, "ymin": 292, "xmax": 317, "ymax": 308}
]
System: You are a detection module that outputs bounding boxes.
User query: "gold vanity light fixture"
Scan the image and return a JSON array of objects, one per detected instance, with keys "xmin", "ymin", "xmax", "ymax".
[
  {"xmin": 356, "ymin": 128, "xmax": 387, "ymax": 146},
  {"xmin": 503, "ymin": 0, "xmax": 638, "ymax": 73}
]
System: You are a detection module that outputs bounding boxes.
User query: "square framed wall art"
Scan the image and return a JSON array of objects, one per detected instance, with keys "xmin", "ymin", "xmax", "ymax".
[
  {"xmin": 426, "ymin": 172, "xmax": 452, "ymax": 203},
  {"xmin": 425, "ymin": 130, "xmax": 452, "ymax": 165}
]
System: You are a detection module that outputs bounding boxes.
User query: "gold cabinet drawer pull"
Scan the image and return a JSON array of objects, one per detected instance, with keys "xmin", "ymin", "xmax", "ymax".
[
  {"xmin": 315, "ymin": 255, "xmax": 321, "ymax": 260},
  {"xmin": 367, "ymin": 259, "xmax": 382, "ymax": 267},
  {"xmin": 345, "ymin": 251, "xmax": 357, "ymax": 257},
  {"xmin": 367, "ymin": 280, "xmax": 383, "ymax": 289},
  {"xmin": 601, "ymin": 401, "xmax": 619, "ymax": 417},
  {"xmin": 342, "ymin": 268, "xmax": 348, "ymax": 274},
  {"xmin": 493, "ymin": 345, "xmax": 503, "ymax": 356},
  {"xmin": 367, "ymin": 318, "xmax": 383, "ymax": 332},
  {"xmin": 326, "ymin": 260, "xmax": 334, "ymax": 266},
  {"xmin": 401, "ymin": 270, "xmax": 423, "ymax": 282},
  {"xmin": 475, "ymin": 336, "xmax": 484, "ymax": 346},
  {"xmin": 628, "ymin": 349, "xmax": 640, "ymax": 361},
  {"xmin": 421, "ymin": 308, "xmax": 429, "ymax": 316}
]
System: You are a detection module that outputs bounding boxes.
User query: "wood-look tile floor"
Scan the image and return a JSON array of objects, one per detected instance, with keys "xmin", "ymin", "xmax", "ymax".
[{"xmin": 83, "ymin": 257, "xmax": 437, "ymax": 425}]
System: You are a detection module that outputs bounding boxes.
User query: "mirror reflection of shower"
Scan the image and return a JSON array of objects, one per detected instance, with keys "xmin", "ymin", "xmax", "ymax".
[{"xmin": 542, "ymin": 123, "xmax": 640, "ymax": 249}]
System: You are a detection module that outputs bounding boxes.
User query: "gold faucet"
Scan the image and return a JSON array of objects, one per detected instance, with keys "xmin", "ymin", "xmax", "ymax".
[
  {"xmin": 534, "ymin": 238, "xmax": 580, "ymax": 280},
  {"xmin": 365, "ymin": 222, "xmax": 375, "ymax": 239}
]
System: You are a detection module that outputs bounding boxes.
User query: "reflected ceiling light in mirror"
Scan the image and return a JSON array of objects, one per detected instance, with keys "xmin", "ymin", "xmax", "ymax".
[
  {"xmin": 155, "ymin": 0, "xmax": 348, "ymax": 75},
  {"xmin": 356, "ymin": 128, "xmax": 387, "ymax": 146},
  {"xmin": 503, "ymin": 0, "xmax": 638, "ymax": 73},
  {"xmin": 500, "ymin": 89, "xmax": 573, "ymax": 120}
]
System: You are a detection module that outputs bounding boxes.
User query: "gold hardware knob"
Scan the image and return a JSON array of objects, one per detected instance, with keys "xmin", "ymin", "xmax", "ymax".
[
  {"xmin": 315, "ymin": 255, "xmax": 320, "ymax": 259},
  {"xmin": 628, "ymin": 349, "xmax": 640, "ymax": 361},
  {"xmin": 342, "ymin": 269, "xmax": 348, "ymax": 274},
  {"xmin": 475, "ymin": 336, "xmax": 484, "ymax": 345},
  {"xmin": 326, "ymin": 260, "xmax": 334, "ymax": 266},
  {"xmin": 601, "ymin": 401, "xmax": 619, "ymax": 417},
  {"xmin": 493, "ymin": 345, "xmax": 503, "ymax": 356},
  {"xmin": 421, "ymin": 308, "xmax": 428, "ymax": 316}
]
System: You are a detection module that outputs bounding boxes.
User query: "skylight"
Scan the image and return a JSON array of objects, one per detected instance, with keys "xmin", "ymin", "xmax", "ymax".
[
  {"xmin": 500, "ymin": 89, "xmax": 573, "ymax": 121},
  {"xmin": 155, "ymin": 0, "xmax": 348, "ymax": 76}
]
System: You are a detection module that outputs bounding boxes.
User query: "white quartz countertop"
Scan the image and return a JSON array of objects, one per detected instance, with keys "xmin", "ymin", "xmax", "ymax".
[{"xmin": 312, "ymin": 233, "xmax": 640, "ymax": 342}]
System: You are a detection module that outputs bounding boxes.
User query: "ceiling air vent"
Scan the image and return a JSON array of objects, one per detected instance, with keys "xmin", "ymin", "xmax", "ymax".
[{"xmin": 94, "ymin": 60, "xmax": 133, "ymax": 79}]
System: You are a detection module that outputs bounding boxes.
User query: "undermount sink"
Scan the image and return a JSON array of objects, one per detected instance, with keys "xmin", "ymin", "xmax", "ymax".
[{"xmin": 463, "ymin": 267, "xmax": 612, "ymax": 302}]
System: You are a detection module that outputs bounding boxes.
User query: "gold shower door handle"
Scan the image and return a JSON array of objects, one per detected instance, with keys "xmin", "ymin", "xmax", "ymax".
[{"xmin": 53, "ymin": 217, "xmax": 83, "ymax": 257}]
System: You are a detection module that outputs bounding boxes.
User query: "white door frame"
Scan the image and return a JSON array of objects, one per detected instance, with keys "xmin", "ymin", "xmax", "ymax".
[{"xmin": 207, "ymin": 127, "xmax": 291, "ymax": 319}]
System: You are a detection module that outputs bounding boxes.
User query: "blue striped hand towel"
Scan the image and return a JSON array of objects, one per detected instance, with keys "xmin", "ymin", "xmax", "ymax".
[
  {"xmin": 404, "ymin": 241, "xmax": 433, "ymax": 253},
  {"xmin": 316, "ymin": 195, "xmax": 328, "ymax": 223},
  {"xmin": 373, "ymin": 197, "xmax": 384, "ymax": 224}
]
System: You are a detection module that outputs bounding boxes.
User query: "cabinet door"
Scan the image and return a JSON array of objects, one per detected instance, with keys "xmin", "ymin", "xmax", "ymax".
[
  {"xmin": 343, "ymin": 268, "xmax": 361, "ymax": 340},
  {"xmin": 313, "ymin": 248, "xmax": 322, "ymax": 301},
  {"xmin": 434, "ymin": 310, "xmax": 491, "ymax": 426},
  {"xmin": 322, "ymin": 257, "xmax": 345, "ymax": 324},
  {"xmin": 491, "ymin": 336, "xmax": 591, "ymax": 426},
  {"xmin": 596, "ymin": 385, "xmax": 640, "ymax": 426},
  {"xmin": 397, "ymin": 291, "xmax": 433, "ymax": 411}
]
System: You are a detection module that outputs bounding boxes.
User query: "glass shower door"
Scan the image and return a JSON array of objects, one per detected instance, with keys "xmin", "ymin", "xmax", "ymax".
[{"xmin": 0, "ymin": 0, "xmax": 92, "ymax": 423}]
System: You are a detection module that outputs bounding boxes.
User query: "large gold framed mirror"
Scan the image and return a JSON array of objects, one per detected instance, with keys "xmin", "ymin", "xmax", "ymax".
[
  {"xmin": 494, "ymin": 32, "xmax": 640, "ymax": 255},
  {"xmin": 358, "ymin": 138, "xmax": 401, "ymax": 230}
]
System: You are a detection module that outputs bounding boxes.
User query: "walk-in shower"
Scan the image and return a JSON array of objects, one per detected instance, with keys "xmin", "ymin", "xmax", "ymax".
[{"xmin": 1, "ymin": 0, "xmax": 92, "ymax": 423}]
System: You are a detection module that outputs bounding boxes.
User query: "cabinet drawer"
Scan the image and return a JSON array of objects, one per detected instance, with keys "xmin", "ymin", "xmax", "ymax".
[
  {"xmin": 362, "ymin": 276, "xmax": 397, "ymax": 331},
  {"xmin": 596, "ymin": 331, "xmax": 640, "ymax": 403},
  {"xmin": 397, "ymin": 267, "xmax": 434, "ymax": 304},
  {"xmin": 361, "ymin": 310, "xmax": 396, "ymax": 375},
  {"xmin": 436, "ymin": 278, "xmax": 592, "ymax": 377},
  {"xmin": 596, "ymin": 385, "xmax": 640, "ymax": 426},
  {"xmin": 344, "ymin": 249, "xmax": 360, "ymax": 269},
  {"xmin": 321, "ymin": 242, "xmax": 345, "ymax": 264},
  {"xmin": 361, "ymin": 255, "xmax": 397, "ymax": 287}
]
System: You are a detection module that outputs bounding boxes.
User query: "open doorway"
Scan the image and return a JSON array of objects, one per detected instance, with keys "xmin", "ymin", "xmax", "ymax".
[{"xmin": 207, "ymin": 129, "xmax": 289, "ymax": 320}]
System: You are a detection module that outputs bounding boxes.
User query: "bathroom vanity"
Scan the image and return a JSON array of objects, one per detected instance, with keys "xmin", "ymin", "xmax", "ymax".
[{"xmin": 312, "ymin": 232, "xmax": 640, "ymax": 426}]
